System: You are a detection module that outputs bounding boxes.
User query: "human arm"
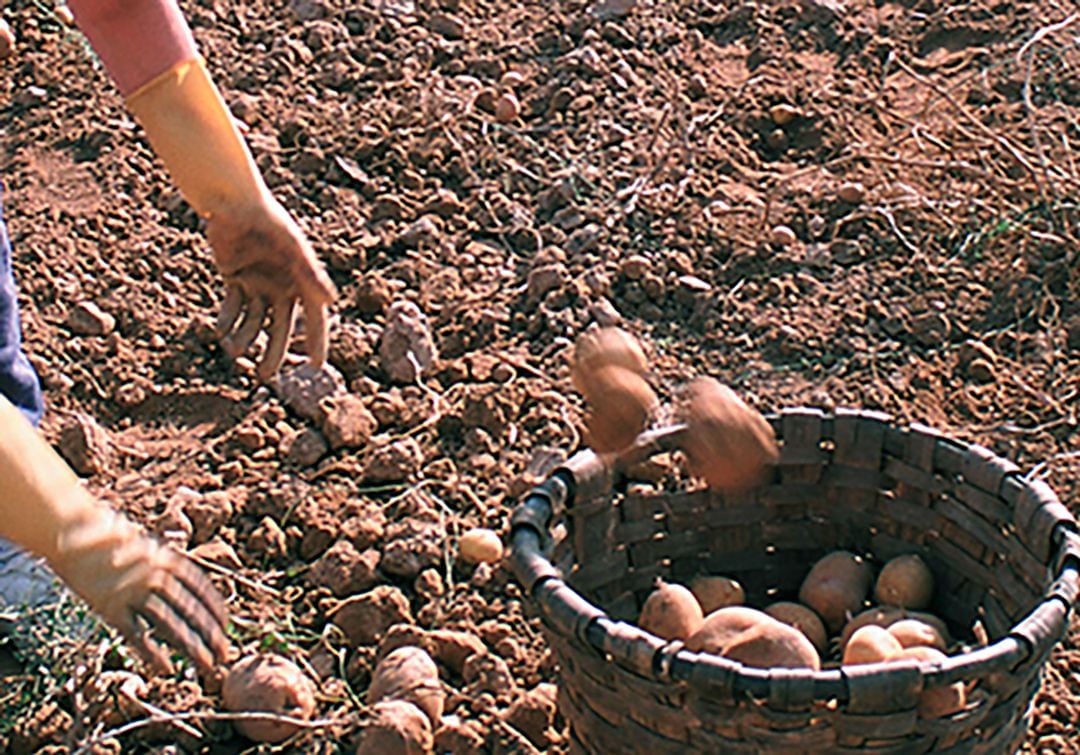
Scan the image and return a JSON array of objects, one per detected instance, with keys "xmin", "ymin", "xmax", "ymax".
[
  {"xmin": 0, "ymin": 395, "xmax": 230, "ymax": 672},
  {"xmin": 66, "ymin": 0, "xmax": 335, "ymax": 379}
]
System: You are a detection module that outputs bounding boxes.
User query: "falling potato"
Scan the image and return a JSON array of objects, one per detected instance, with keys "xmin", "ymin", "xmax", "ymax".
[{"xmin": 678, "ymin": 377, "xmax": 778, "ymax": 492}]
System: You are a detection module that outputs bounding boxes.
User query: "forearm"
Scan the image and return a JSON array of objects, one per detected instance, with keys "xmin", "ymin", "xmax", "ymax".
[
  {"xmin": 0, "ymin": 394, "xmax": 98, "ymax": 560},
  {"xmin": 67, "ymin": 0, "xmax": 198, "ymax": 96}
]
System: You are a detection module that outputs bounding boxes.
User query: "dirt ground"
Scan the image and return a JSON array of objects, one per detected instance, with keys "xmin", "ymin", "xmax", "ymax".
[{"xmin": 1, "ymin": 0, "xmax": 1078, "ymax": 752}]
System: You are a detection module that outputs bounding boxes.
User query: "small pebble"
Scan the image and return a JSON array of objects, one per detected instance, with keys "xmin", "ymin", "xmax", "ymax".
[{"xmin": 771, "ymin": 225, "xmax": 797, "ymax": 246}]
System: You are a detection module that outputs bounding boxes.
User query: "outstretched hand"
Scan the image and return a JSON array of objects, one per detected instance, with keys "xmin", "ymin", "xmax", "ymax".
[
  {"xmin": 56, "ymin": 512, "xmax": 231, "ymax": 674},
  {"xmin": 206, "ymin": 194, "xmax": 336, "ymax": 381}
]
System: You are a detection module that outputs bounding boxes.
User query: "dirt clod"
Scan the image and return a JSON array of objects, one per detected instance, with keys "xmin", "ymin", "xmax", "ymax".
[
  {"xmin": 331, "ymin": 586, "xmax": 414, "ymax": 647},
  {"xmin": 57, "ymin": 413, "xmax": 113, "ymax": 476}
]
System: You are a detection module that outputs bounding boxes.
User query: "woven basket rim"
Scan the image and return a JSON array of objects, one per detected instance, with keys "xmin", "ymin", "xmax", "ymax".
[{"xmin": 508, "ymin": 407, "xmax": 1080, "ymax": 705}]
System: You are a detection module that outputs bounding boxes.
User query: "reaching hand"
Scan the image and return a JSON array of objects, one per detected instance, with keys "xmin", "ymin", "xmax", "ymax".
[
  {"xmin": 206, "ymin": 193, "xmax": 336, "ymax": 381},
  {"xmin": 55, "ymin": 510, "xmax": 231, "ymax": 674}
]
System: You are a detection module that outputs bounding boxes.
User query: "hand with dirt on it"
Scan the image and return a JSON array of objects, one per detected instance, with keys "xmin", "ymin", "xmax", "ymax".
[
  {"xmin": 0, "ymin": 394, "xmax": 232, "ymax": 675},
  {"xmin": 206, "ymin": 192, "xmax": 337, "ymax": 381},
  {"xmin": 52, "ymin": 508, "xmax": 232, "ymax": 675}
]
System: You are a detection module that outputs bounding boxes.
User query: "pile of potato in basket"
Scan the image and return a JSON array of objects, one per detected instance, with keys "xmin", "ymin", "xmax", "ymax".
[{"xmin": 572, "ymin": 327, "xmax": 967, "ymax": 720}]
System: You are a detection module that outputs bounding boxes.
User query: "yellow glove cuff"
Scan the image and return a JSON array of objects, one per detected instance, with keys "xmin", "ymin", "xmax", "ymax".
[{"xmin": 126, "ymin": 58, "xmax": 265, "ymax": 219}]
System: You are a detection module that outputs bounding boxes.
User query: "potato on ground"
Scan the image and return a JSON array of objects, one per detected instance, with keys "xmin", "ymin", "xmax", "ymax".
[
  {"xmin": 677, "ymin": 377, "xmax": 778, "ymax": 492},
  {"xmin": 356, "ymin": 700, "xmax": 434, "ymax": 755},
  {"xmin": 369, "ymin": 646, "xmax": 445, "ymax": 726},
  {"xmin": 685, "ymin": 606, "xmax": 772, "ymax": 654},
  {"xmin": 899, "ymin": 646, "xmax": 967, "ymax": 718},
  {"xmin": 842, "ymin": 625, "xmax": 903, "ymax": 666},
  {"xmin": 765, "ymin": 602, "xmax": 828, "ymax": 656},
  {"xmin": 223, "ymin": 654, "xmax": 317, "ymax": 744},
  {"xmin": 638, "ymin": 579, "xmax": 704, "ymax": 641},
  {"xmin": 875, "ymin": 554, "xmax": 935, "ymax": 610},
  {"xmin": 690, "ymin": 575, "xmax": 745, "ymax": 614},
  {"xmin": 798, "ymin": 550, "xmax": 873, "ymax": 632}
]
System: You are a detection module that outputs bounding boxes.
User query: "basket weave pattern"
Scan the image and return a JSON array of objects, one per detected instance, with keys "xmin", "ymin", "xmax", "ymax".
[{"xmin": 509, "ymin": 408, "xmax": 1080, "ymax": 754}]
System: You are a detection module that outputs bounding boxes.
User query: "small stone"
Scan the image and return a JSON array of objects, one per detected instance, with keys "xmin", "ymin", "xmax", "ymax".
[
  {"xmin": 184, "ymin": 490, "xmax": 234, "ymax": 544},
  {"xmin": 837, "ymin": 182, "xmax": 866, "ymax": 203},
  {"xmin": 503, "ymin": 683, "xmax": 558, "ymax": 749},
  {"xmin": 330, "ymin": 585, "xmax": 414, "ymax": 647},
  {"xmin": 307, "ymin": 540, "xmax": 381, "ymax": 596},
  {"xmin": 463, "ymin": 653, "xmax": 517, "ymax": 700},
  {"xmin": 58, "ymin": 413, "xmax": 113, "ymax": 476},
  {"xmin": 289, "ymin": 0, "xmax": 329, "ymax": 21},
  {"xmin": 428, "ymin": 12, "xmax": 465, "ymax": 39},
  {"xmin": 428, "ymin": 629, "xmax": 487, "ymax": 675},
  {"xmin": 966, "ymin": 358, "xmax": 996, "ymax": 384},
  {"xmin": 379, "ymin": 301, "xmax": 438, "ymax": 384},
  {"xmin": 590, "ymin": 0, "xmax": 636, "ymax": 20},
  {"xmin": 283, "ymin": 427, "xmax": 329, "ymax": 466},
  {"xmin": 397, "ymin": 215, "xmax": 441, "ymax": 247},
  {"xmin": 769, "ymin": 103, "xmax": 799, "ymax": 125},
  {"xmin": 421, "ymin": 189, "xmax": 464, "ymax": 218},
  {"xmin": 249, "ymin": 516, "xmax": 289, "ymax": 561},
  {"xmin": 771, "ymin": 224, "xmax": 797, "ymax": 246},
  {"xmin": 494, "ymin": 91, "xmax": 520, "ymax": 123},
  {"xmin": 435, "ymin": 715, "xmax": 486, "ymax": 755},
  {"xmin": 458, "ymin": 528, "xmax": 503, "ymax": 564},
  {"xmin": 526, "ymin": 263, "xmax": 567, "ymax": 303},
  {"xmin": 68, "ymin": 301, "xmax": 116, "ymax": 336},
  {"xmin": 499, "ymin": 70, "xmax": 526, "ymax": 89},
  {"xmin": 354, "ymin": 274, "xmax": 393, "ymax": 314},
  {"xmin": 620, "ymin": 255, "xmax": 650, "ymax": 280},
  {"xmin": 321, "ymin": 395, "xmax": 377, "ymax": 450},
  {"xmin": 273, "ymin": 363, "xmax": 346, "ymax": 423},
  {"xmin": 365, "ymin": 438, "xmax": 424, "ymax": 482}
]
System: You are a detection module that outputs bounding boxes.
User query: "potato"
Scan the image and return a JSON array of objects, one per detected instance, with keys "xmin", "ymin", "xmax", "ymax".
[
  {"xmin": 840, "ymin": 608, "xmax": 950, "ymax": 651},
  {"xmin": 842, "ymin": 625, "xmax": 903, "ymax": 666},
  {"xmin": 459, "ymin": 528, "xmax": 503, "ymax": 565},
  {"xmin": 685, "ymin": 606, "xmax": 771, "ymax": 654},
  {"xmin": 798, "ymin": 551, "xmax": 873, "ymax": 632},
  {"xmin": 690, "ymin": 575, "xmax": 745, "ymax": 614},
  {"xmin": 571, "ymin": 327, "xmax": 649, "ymax": 393},
  {"xmin": 223, "ymin": 654, "xmax": 317, "ymax": 744},
  {"xmin": 764, "ymin": 602, "xmax": 828, "ymax": 656},
  {"xmin": 887, "ymin": 619, "xmax": 947, "ymax": 651},
  {"xmin": 875, "ymin": 554, "xmax": 935, "ymax": 610},
  {"xmin": 678, "ymin": 378, "xmax": 779, "ymax": 492},
  {"xmin": 638, "ymin": 580, "xmax": 704, "ymax": 641},
  {"xmin": 582, "ymin": 366, "xmax": 658, "ymax": 453},
  {"xmin": 369, "ymin": 646, "xmax": 445, "ymax": 726},
  {"xmin": 722, "ymin": 618, "xmax": 821, "ymax": 671},
  {"xmin": 899, "ymin": 646, "xmax": 966, "ymax": 718},
  {"xmin": 356, "ymin": 700, "xmax": 434, "ymax": 755}
]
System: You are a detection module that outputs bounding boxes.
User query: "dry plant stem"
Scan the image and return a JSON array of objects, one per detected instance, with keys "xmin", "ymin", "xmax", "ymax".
[
  {"xmin": 72, "ymin": 710, "xmax": 348, "ymax": 755},
  {"xmin": 185, "ymin": 550, "xmax": 283, "ymax": 599}
]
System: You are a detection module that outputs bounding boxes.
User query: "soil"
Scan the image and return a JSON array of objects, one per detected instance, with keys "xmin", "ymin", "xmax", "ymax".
[{"xmin": 1, "ymin": 0, "xmax": 1078, "ymax": 752}]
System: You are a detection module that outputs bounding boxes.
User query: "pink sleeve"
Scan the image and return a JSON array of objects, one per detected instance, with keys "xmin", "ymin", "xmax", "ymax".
[{"xmin": 67, "ymin": 0, "xmax": 199, "ymax": 97}]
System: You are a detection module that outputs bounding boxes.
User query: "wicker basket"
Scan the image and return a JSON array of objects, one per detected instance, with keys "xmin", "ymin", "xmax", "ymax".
[{"xmin": 508, "ymin": 409, "xmax": 1080, "ymax": 754}]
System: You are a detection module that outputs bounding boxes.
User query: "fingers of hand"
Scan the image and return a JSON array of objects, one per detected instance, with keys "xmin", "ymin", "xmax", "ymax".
[
  {"xmin": 302, "ymin": 298, "xmax": 328, "ymax": 370},
  {"xmin": 169, "ymin": 555, "xmax": 232, "ymax": 663},
  {"xmin": 138, "ymin": 591, "xmax": 219, "ymax": 675},
  {"xmin": 258, "ymin": 298, "xmax": 298, "ymax": 382},
  {"xmin": 216, "ymin": 284, "xmax": 245, "ymax": 338},
  {"xmin": 124, "ymin": 620, "xmax": 176, "ymax": 676},
  {"xmin": 222, "ymin": 295, "xmax": 267, "ymax": 359}
]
